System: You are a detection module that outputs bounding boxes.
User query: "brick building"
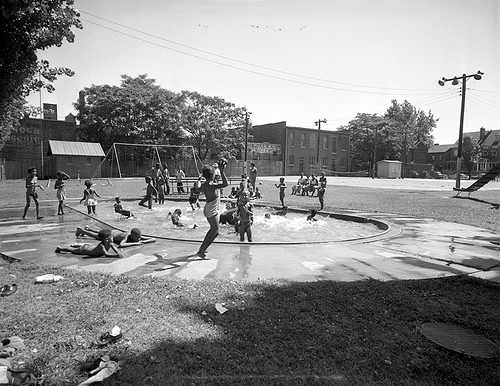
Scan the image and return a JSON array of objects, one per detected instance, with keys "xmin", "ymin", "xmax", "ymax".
[
  {"xmin": 251, "ymin": 121, "xmax": 350, "ymax": 176},
  {"xmin": 0, "ymin": 114, "xmax": 77, "ymax": 179}
]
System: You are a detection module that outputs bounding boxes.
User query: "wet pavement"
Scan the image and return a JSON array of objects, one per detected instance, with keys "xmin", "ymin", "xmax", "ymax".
[{"xmin": 1, "ymin": 196, "xmax": 499, "ymax": 283}]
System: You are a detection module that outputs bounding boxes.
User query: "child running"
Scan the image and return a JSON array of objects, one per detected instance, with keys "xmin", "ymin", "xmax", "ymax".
[
  {"xmin": 75, "ymin": 226, "xmax": 156, "ymax": 248},
  {"xmin": 55, "ymin": 229, "xmax": 122, "ymax": 258},
  {"xmin": 196, "ymin": 158, "xmax": 229, "ymax": 259},
  {"xmin": 22, "ymin": 167, "xmax": 44, "ymax": 220},
  {"xmin": 80, "ymin": 180, "xmax": 100, "ymax": 215},
  {"xmin": 237, "ymin": 190, "xmax": 253, "ymax": 242},
  {"xmin": 275, "ymin": 177, "xmax": 287, "ymax": 207},
  {"xmin": 54, "ymin": 171, "xmax": 70, "ymax": 215},
  {"xmin": 138, "ymin": 176, "xmax": 157, "ymax": 209}
]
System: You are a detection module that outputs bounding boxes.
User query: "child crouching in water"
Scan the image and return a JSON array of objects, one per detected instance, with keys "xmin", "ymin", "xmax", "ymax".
[
  {"xmin": 55, "ymin": 229, "xmax": 122, "ymax": 258},
  {"xmin": 114, "ymin": 197, "xmax": 134, "ymax": 218}
]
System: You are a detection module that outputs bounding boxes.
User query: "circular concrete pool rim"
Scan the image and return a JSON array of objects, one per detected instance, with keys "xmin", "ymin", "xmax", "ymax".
[{"xmin": 68, "ymin": 203, "xmax": 399, "ymax": 245}]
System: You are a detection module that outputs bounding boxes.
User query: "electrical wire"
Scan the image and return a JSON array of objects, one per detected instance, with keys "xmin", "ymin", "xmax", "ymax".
[{"xmin": 80, "ymin": 11, "xmax": 443, "ymax": 96}]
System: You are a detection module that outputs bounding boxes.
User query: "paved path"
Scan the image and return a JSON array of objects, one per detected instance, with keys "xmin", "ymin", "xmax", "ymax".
[{"xmin": 1, "ymin": 198, "xmax": 499, "ymax": 283}]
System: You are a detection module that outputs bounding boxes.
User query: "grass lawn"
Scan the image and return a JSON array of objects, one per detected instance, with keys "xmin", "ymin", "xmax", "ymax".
[{"xmin": 0, "ymin": 177, "xmax": 499, "ymax": 385}]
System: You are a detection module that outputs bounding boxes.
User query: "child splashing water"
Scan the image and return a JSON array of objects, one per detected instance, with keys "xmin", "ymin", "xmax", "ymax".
[{"xmin": 196, "ymin": 158, "xmax": 228, "ymax": 258}]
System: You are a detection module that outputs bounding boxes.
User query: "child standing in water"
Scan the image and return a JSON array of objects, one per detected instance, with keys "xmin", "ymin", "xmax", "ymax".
[
  {"xmin": 80, "ymin": 180, "xmax": 100, "ymax": 215},
  {"xmin": 157, "ymin": 175, "xmax": 166, "ymax": 205},
  {"xmin": 318, "ymin": 171, "xmax": 327, "ymax": 211},
  {"xmin": 23, "ymin": 167, "xmax": 44, "ymax": 220},
  {"xmin": 275, "ymin": 177, "xmax": 287, "ymax": 207},
  {"xmin": 138, "ymin": 176, "xmax": 157, "ymax": 209},
  {"xmin": 237, "ymin": 190, "xmax": 253, "ymax": 242},
  {"xmin": 189, "ymin": 179, "xmax": 202, "ymax": 210},
  {"xmin": 54, "ymin": 171, "xmax": 70, "ymax": 215}
]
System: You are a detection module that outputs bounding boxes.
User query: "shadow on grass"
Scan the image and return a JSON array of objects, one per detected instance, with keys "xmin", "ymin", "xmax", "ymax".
[
  {"xmin": 453, "ymin": 195, "xmax": 500, "ymax": 209},
  {"xmin": 100, "ymin": 276, "xmax": 500, "ymax": 386}
]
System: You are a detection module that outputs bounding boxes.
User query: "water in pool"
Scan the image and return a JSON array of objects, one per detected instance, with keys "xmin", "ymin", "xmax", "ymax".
[{"xmin": 83, "ymin": 200, "xmax": 383, "ymax": 243}]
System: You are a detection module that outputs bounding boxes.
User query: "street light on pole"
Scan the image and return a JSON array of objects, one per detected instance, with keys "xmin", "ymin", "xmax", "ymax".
[
  {"xmin": 438, "ymin": 70, "xmax": 483, "ymax": 189},
  {"xmin": 315, "ymin": 118, "xmax": 327, "ymax": 173}
]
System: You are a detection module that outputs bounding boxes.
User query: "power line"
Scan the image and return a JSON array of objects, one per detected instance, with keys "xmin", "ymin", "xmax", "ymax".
[{"xmin": 80, "ymin": 10, "xmax": 443, "ymax": 95}]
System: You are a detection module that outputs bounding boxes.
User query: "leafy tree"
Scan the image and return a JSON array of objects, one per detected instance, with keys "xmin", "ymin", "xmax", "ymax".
[
  {"xmin": 76, "ymin": 75, "xmax": 184, "ymax": 151},
  {"xmin": 461, "ymin": 135, "xmax": 481, "ymax": 177},
  {"xmin": 345, "ymin": 113, "xmax": 397, "ymax": 171},
  {"xmin": 178, "ymin": 90, "xmax": 247, "ymax": 160},
  {"xmin": 384, "ymin": 99, "xmax": 436, "ymax": 174},
  {"xmin": 0, "ymin": 0, "xmax": 82, "ymax": 147},
  {"xmin": 345, "ymin": 100, "xmax": 436, "ymax": 173}
]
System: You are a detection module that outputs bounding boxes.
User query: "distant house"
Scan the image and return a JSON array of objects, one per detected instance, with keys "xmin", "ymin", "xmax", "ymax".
[
  {"xmin": 474, "ymin": 127, "xmax": 500, "ymax": 170},
  {"xmin": 428, "ymin": 144, "xmax": 455, "ymax": 172},
  {"xmin": 47, "ymin": 140, "xmax": 105, "ymax": 179},
  {"xmin": 427, "ymin": 127, "xmax": 500, "ymax": 175}
]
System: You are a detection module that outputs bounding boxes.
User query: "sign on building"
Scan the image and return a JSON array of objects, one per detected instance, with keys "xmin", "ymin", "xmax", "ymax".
[
  {"xmin": 43, "ymin": 103, "xmax": 57, "ymax": 120},
  {"xmin": 248, "ymin": 142, "xmax": 281, "ymax": 154}
]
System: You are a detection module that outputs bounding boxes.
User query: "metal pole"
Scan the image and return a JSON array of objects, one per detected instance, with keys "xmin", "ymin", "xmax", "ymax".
[
  {"xmin": 455, "ymin": 74, "xmax": 467, "ymax": 190},
  {"xmin": 438, "ymin": 71, "xmax": 482, "ymax": 190},
  {"xmin": 372, "ymin": 126, "xmax": 378, "ymax": 178},
  {"xmin": 244, "ymin": 112, "xmax": 249, "ymax": 176},
  {"xmin": 315, "ymin": 119, "xmax": 326, "ymax": 173}
]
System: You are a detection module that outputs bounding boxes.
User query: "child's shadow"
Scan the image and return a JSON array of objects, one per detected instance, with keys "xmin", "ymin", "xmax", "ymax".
[{"xmin": 147, "ymin": 253, "xmax": 202, "ymax": 271}]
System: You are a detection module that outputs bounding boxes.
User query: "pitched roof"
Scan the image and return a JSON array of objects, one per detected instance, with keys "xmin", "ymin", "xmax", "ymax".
[
  {"xmin": 428, "ymin": 144, "xmax": 455, "ymax": 153},
  {"xmin": 480, "ymin": 129, "xmax": 500, "ymax": 147},
  {"xmin": 48, "ymin": 140, "xmax": 105, "ymax": 157}
]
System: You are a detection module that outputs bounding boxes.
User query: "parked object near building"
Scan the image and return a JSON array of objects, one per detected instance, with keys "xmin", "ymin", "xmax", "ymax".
[{"xmin": 377, "ymin": 160, "xmax": 402, "ymax": 179}]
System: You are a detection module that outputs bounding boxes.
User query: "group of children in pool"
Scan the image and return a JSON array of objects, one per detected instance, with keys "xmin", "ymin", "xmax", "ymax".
[{"xmin": 23, "ymin": 164, "xmax": 322, "ymax": 259}]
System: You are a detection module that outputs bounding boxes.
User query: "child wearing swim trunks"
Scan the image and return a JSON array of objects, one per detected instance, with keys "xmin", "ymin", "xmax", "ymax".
[
  {"xmin": 169, "ymin": 208, "xmax": 184, "ymax": 227},
  {"xmin": 197, "ymin": 158, "xmax": 229, "ymax": 258},
  {"xmin": 275, "ymin": 177, "xmax": 287, "ymax": 207},
  {"xmin": 114, "ymin": 197, "xmax": 134, "ymax": 218},
  {"xmin": 23, "ymin": 167, "xmax": 44, "ymax": 220},
  {"xmin": 237, "ymin": 190, "xmax": 253, "ymax": 242},
  {"xmin": 189, "ymin": 180, "xmax": 201, "ymax": 210},
  {"xmin": 75, "ymin": 226, "xmax": 156, "ymax": 248},
  {"xmin": 138, "ymin": 176, "xmax": 157, "ymax": 209},
  {"xmin": 54, "ymin": 171, "xmax": 70, "ymax": 215},
  {"xmin": 55, "ymin": 229, "xmax": 122, "ymax": 258}
]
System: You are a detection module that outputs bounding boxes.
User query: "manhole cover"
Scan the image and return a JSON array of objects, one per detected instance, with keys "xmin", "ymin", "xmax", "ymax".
[{"xmin": 420, "ymin": 322, "xmax": 498, "ymax": 358}]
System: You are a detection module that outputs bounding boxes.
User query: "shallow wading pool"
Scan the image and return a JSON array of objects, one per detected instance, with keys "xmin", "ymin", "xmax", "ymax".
[{"xmin": 71, "ymin": 199, "xmax": 389, "ymax": 244}]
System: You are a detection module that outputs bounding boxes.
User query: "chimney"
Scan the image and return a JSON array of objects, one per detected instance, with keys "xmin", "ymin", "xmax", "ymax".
[{"xmin": 480, "ymin": 127, "xmax": 486, "ymax": 142}]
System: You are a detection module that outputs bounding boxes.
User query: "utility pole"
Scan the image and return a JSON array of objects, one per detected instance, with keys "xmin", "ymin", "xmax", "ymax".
[
  {"xmin": 315, "ymin": 118, "xmax": 327, "ymax": 173},
  {"xmin": 244, "ymin": 111, "xmax": 251, "ymax": 176},
  {"xmin": 438, "ymin": 71, "xmax": 483, "ymax": 189},
  {"xmin": 372, "ymin": 126, "xmax": 378, "ymax": 179}
]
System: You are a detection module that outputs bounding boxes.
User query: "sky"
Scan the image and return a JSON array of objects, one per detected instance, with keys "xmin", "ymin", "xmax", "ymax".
[{"xmin": 26, "ymin": 0, "xmax": 499, "ymax": 145}]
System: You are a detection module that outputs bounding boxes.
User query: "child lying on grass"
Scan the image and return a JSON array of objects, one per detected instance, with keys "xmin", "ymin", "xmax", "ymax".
[{"xmin": 55, "ymin": 229, "xmax": 123, "ymax": 258}]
